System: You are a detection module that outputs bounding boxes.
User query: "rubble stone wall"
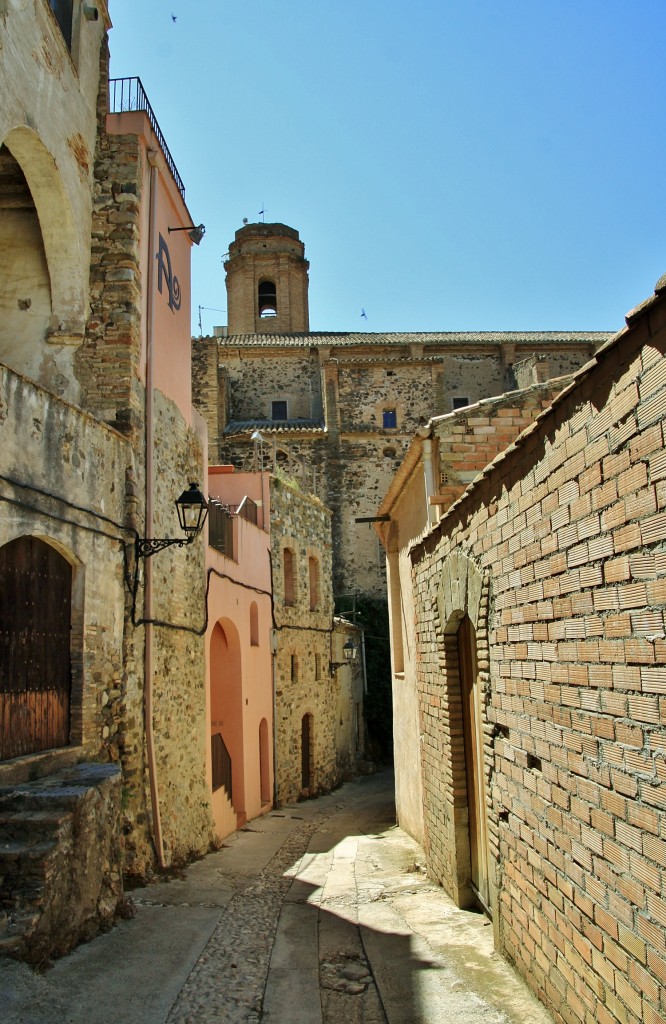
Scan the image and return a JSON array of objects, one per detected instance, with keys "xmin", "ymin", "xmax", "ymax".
[{"xmin": 270, "ymin": 477, "xmax": 340, "ymax": 803}]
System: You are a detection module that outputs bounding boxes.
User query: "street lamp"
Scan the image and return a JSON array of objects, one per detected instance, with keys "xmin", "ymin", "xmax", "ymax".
[
  {"xmin": 330, "ymin": 638, "xmax": 358, "ymax": 675},
  {"xmin": 136, "ymin": 482, "xmax": 209, "ymax": 558}
]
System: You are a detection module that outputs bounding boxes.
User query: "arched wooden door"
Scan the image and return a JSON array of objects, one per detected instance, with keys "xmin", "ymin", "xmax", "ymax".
[{"xmin": 0, "ymin": 537, "xmax": 72, "ymax": 760}]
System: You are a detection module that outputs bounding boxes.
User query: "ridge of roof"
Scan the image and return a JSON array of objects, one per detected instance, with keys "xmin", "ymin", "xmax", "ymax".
[{"xmin": 208, "ymin": 330, "xmax": 611, "ymax": 348}]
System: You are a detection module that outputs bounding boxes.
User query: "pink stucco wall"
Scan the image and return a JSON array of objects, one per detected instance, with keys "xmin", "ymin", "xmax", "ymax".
[{"xmin": 205, "ymin": 468, "xmax": 274, "ymax": 839}]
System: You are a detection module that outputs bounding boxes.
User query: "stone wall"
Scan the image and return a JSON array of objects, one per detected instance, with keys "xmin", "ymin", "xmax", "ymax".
[
  {"xmin": 0, "ymin": 363, "xmax": 130, "ymax": 760},
  {"xmin": 76, "ymin": 55, "xmax": 144, "ymax": 437},
  {"xmin": 270, "ymin": 475, "xmax": 341, "ymax": 803},
  {"xmin": 409, "ymin": 279, "xmax": 666, "ymax": 1024}
]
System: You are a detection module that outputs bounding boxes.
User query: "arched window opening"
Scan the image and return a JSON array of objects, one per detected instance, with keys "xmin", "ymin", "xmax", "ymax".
[
  {"xmin": 284, "ymin": 547, "xmax": 296, "ymax": 606},
  {"xmin": 308, "ymin": 556, "xmax": 319, "ymax": 611},
  {"xmin": 258, "ymin": 279, "xmax": 277, "ymax": 318},
  {"xmin": 250, "ymin": 601, "xmax": 259, "ymax": 646},
  {"xmin": 0, "ymin": 536, "xmax": 72, "ymax": 760},
  {"xmin": 0, "ymin": 145, "xmax": 52, "ymax": 376}
]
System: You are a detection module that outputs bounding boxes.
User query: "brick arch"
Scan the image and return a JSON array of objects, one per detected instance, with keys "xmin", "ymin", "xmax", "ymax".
[{"xmin": 2, "ymin": 126, "xmax": 86, "ymax": 338}]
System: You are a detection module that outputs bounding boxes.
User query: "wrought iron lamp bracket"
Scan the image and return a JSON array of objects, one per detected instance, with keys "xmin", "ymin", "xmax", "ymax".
[{"xmin": 135, "ymin": 535, "xmax": 195, "ymax": 559}]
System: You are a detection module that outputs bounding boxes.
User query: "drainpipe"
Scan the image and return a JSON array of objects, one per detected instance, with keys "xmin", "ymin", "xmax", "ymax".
[
  {"xmin": 422, "ymin": 437, "xmax": 437, "ymax": 527},
  {"xmin": 144, "ymin": 149, "xmax": 165, "ymax": 868}
]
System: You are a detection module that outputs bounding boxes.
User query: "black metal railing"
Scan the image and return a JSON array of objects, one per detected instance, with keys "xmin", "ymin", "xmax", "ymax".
[
  {"xmin": 108, "ymin": 77, "xmax": 186, "ymax": 199},
  {"xmin": 211, "ymin": 732, "xmax": 232, "ymax": 802},
  {"xmin": 236, "ymin": 496, "xmax": 258, "ymax": 526},
  {"xmin": 208, "ymin": 500, "xmax": 234, "ymax": 558}
]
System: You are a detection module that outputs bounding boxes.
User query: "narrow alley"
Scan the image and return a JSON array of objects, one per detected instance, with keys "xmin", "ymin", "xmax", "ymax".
[{"xmin": 0, "ymin": 772, "xmax": 550, "ymax": 1024}]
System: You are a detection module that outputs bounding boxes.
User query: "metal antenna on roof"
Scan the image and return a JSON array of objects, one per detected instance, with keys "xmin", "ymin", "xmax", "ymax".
[{"xmin": 258, "ymin": 204, "xmax": 266, "ymax": 223}]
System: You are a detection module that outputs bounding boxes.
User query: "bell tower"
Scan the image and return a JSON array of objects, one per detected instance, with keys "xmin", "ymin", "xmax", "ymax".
[{"xmin": 225, "ymin": 222, "xmax": 310, "ymax": 335}]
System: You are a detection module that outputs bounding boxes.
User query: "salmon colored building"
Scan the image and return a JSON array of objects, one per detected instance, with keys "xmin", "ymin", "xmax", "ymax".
[{"xmin": 205, "ymin": 467, "xmax": 274, "ymax": 839}]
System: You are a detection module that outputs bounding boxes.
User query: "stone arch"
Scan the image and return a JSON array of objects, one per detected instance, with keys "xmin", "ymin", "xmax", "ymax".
[{"xmin": 2, "ymin": 126, "xmax": 85, "ymax": 341}]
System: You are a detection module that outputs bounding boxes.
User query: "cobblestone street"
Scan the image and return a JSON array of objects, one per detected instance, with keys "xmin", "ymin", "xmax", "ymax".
[{"xmin": 0, "ymin": 772, "xmax": 551, "ymax": 1024}]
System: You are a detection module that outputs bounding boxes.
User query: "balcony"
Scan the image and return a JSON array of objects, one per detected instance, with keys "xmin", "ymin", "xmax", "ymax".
[{"xmin": 108, "ymin": 76, "xmax": 185, "ymax": 199}]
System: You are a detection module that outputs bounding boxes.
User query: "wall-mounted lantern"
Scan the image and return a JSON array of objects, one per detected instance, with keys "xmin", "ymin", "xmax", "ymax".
[
  {"xmin": 168, "ymin": 223, "xmax": 206, "ymax": 245},
  {"xmin": 330, "ymin": 638, "xmax": 358, "ymax": 675},
  {"xmin": 136, "ymin": 483, "xmax": 208, "ymax": 558}
]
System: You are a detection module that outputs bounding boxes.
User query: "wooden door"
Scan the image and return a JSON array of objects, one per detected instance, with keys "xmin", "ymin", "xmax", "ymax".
[
  {"xmin": 0, "ymin": 536, "xmax": 72, "ymax": 760},
  {"xmin": 457, "ymin": 615, "xmax": 490, "ymax": 913}
]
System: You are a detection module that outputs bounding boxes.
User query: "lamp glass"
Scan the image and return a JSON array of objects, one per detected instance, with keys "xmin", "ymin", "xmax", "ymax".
[{"xmin": 175, "ymin": 482, "xmax": 208, "ymax": 535}]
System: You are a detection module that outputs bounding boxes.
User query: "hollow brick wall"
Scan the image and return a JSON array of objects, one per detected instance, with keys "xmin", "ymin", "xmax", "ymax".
[{"xmin": 411, "ymin": 292, "xmax": 666, "ymax": 1024}]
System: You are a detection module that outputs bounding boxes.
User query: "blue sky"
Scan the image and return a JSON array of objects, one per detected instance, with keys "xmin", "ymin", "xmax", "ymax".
[{"xmin": 108, "ymin": 1, "xmax": 666, "ymax": 336}]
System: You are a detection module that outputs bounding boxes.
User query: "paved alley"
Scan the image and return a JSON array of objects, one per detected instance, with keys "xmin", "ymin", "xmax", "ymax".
[{"xmin": 0, "ymin": 772, "xmax": 551, "ymax": 1024}]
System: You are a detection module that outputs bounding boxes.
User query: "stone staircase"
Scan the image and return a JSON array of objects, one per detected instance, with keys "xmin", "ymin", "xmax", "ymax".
[{"xmin": 0, "ymin": 763, "xmax": 122, "ymax": 963}]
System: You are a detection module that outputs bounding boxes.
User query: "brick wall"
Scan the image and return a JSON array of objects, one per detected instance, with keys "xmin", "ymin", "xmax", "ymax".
[{"xmin": 410, "ymin": 279, "xmax": 666, "ymax": 1024}]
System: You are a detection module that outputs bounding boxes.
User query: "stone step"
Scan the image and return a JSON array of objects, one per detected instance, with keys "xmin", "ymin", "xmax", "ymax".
[
  {"xmin": 0, "ymin": 785, "xmax": 87, "ymax": 812},
  {"xmin": 0, "ymin": 807, "xmax": 74, "ymax": 844},
  {"xmin": 0, "ymin": 908, "xmax": 41, "ymax": 957}
]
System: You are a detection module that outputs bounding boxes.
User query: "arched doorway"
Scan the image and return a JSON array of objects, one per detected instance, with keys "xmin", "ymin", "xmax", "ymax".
[
  {"xmin": 301, "ymin": 712, "xmax": 314, "ymax": 795},
  {"xmin": 210, "ymin": 619, "xmax": 245, "ymax": 816},
  {"xmin": 457, "ymin": 614, "xmax": 490, "ymax": 913},
  {"xmin": 259, "ymin": 717, "xmax": 270, "ymax": 805},
  {"xmin": 0, "ymin": 536, "xmax": 72, "ymax": 760}
]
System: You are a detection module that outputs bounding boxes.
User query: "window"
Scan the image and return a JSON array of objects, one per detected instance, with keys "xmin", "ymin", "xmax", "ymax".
[
  {"xmin": 49, "ymin": 0, "xmax": 74, "ymax": 50},
  {"xmin": 258, "ymin": 279, "xmax": 277, "ymax": 318},
  {"xmin": 453, "ymin": 397, "xmax": 469, "ymax": 410},
  {"xmin": 383, "ymin": 408, "xmax": 397, "ymax": 428},
  {"xmin": 315, "ymin": 654, "xmax": 321, "ymax": 680},
  {"xmin": 291, "ymin": 654, "xmax": 298, "ymax": 682},
  {"xmin": 272, "ymin": 400, "xmax": 288, "ymax": 421},
  {"xmin": 283, "ymin": 547, "xmax": 295, "ymax": 606},
  {"xmin": 308, "ymin": 556, "xmax": 319, "ymax": 611},
  {"xmin": 250, "ymin": 602, "xmax": 259, "ymax": 646}
]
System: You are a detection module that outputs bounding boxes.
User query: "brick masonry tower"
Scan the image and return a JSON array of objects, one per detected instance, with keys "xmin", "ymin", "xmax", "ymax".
[{"xmin": 225, "ymin": 222, "xmax": 310, "ymax": 334}]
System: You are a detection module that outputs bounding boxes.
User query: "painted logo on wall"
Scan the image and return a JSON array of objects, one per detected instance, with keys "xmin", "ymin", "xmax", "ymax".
[{"xmin": 157, "ymin": 234, "xmax": 181, "ymax": 313}]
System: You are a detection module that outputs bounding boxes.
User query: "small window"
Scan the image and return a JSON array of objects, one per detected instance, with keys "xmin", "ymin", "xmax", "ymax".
[
  {"xmin": 452, "ymin": 397, "xmax": 469, "ymax": 410},
  {"xmin": 291, "ymin": 654, "xmax": 298, "ymax": 682},
  {"xmin": 383, "ymin": 409, "xmax": 397, "ymax": 429},
  {"xmin": 50, "ymin": 0, "xmax": 74, "ymax": 50},
  {"xmin": 272, "ymin": 400, "xmax": 288, "ymax": 421},
  {"xmin": 315, "ymin": 654, "xmax": 321, "ymax": 680},
  {"xmin": 258, "ymin": 280, "xmax": 277, "ymax": 318},
  {"xmin": 284, "ymin": 547, "xmax": 295, "ymax": 606},
  {"xmin": 308, "ymin": 556, "xmax": 319, "ymax": 611},
  {"xmin": 250, "ymin": 602, "xmax": 259, "ymax": 646}
]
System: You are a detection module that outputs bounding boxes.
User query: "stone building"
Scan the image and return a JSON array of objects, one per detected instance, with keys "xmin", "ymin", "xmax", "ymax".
[
  {"xmin": 0, "ymin": 1, "xmax": 213, "ymax": 957},
  {"xmin": 392, "ymin": 274, "xmax": 666, "ymax": 1024},
  {"xmin": 192, "ymin": 221, "xmax": 610, "ymax": 601},
  {"xmin": 269, "ymin": 464, "xmax": 364, "ymax": 805}
]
